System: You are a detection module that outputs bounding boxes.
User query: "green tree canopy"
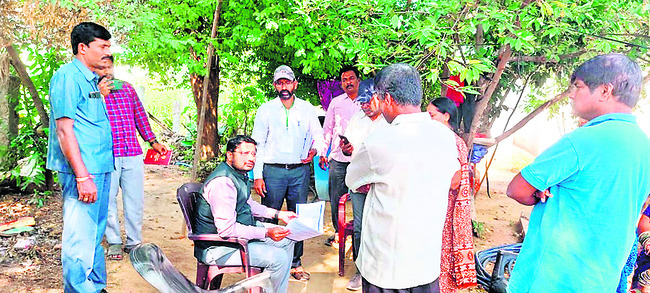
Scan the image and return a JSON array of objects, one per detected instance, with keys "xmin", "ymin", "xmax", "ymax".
[{"xmin": 107, "ymin": 0, "xmax": 650, "ymax": 147}]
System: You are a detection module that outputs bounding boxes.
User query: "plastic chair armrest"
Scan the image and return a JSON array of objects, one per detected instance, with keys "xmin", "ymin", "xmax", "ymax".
[{"xmin": 188, "ymin": 233, "xmax": 254, "ymax": 276}]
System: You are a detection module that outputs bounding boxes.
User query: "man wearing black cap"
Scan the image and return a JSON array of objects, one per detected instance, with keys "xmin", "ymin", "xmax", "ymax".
[
  {"xmin": 340, "ymin": 78, "xmax": 388, "ymax": 290},
  {"xmin": 251, "ymin": 65, "xmax": 324, "ymax": 280}
]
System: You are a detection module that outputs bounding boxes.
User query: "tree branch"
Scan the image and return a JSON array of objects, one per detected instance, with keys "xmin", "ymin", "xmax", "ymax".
[
  {"xmin": 147, "ymin": 111, "xmax": 175, "ymax": 137},
  {"xmin": 475, "ymin": 24, "xmax": 484, "ymax": 53},
  {"xmin": 5, "ymin": 44, "xmax": 49, "ymax": 128},
  {"xmin": 508, "ymin": 50, "xmax": 586, "ymax": 63},
  {"xmin": 464, "ymin": 0, "xmax": 533, "ymax": 147},
  {"xmin": 494, "ymin": 88, "xmax": 570, "ymax": 144}
]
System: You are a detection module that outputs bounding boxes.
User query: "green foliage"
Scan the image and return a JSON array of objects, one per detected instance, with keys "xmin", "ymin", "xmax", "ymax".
[
  {"xmin": 1, "ymin": 45, "xmax": 67, "ymax": 191},
  {"xmin": 176, "ymin": 104, "xmax": 199, "ymax": 163},
  {"xmin": 220, "ymin": 84, "xmax": 265, "ymax": 136},
  {"xmin": 113, "ymin": 0, "xmax": 650, "ymax": 96},
  {"xmin": 105, "ymin": 0, "xmax": 650, "ymax": 150},
  {"xmin": 28, "ymin": 190, "xmax": 53, "ymax": 208},
  {"xmin": 4, "ymin": 127, "xmax": 49, "ymax": 190},
  {"xmin": 472, "ymin": 220, "xmax": 486, "ymax": 239}
]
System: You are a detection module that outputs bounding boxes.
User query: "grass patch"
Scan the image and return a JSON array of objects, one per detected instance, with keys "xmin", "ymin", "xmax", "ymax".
[{"xmin": 473, "ymin": 220, "xmax": 486, "ymax": 238}]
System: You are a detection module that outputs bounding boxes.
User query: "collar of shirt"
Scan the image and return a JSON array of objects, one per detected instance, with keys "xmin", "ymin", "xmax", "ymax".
[
  {"xmin": 391, "ymin": 112, "xmax": 431, "ymax": 125},
  {"xmin": 271, "ymin": 97, "xmax": 299, "ymax": 110},
  {"xmin": 72, "ymin": 58, "xmax": 99, "ymax": 83},
  {"xmin": 585, "ymin": 112, "xmax": 636, "ymax": 127}
]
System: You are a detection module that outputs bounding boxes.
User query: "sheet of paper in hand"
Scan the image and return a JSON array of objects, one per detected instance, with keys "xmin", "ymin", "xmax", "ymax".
[
  {"xmin": 286, "ymin": 201, "xmax": 325, "ymax": 241},
  {"xmin": 143, "ymin": 149, "xmax": 173, "ymax": 165},
  {"xmin": 300, "ymin": 131, "xmax": 313, "ymax": 160}
]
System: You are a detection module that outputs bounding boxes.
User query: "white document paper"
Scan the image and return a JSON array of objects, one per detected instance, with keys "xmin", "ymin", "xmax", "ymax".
[
  {"xmin": 300, "ymin": 131, "xmax": 313, "ymax": 160},
  {"xmin": 286, "ymin": 201, "xmax": 325, "ymax": 241}
]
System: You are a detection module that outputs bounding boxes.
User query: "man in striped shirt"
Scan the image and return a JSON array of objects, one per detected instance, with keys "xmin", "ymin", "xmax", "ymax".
[{"xmin": 97, "ymin": 56, "xmax": 167, "ymax": 260}]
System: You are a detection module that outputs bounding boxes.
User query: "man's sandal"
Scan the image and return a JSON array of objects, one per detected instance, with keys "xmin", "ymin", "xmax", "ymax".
[
  {"xmin": 124, "ymin": 245, "xmax": 137, "ymax": 254},
  {"xmin": 107, "ymin": 244, "xmax": 123, "ymax": 261},
  {"xmin": 290, "ymin": 266, "xmax": 311, "ymax": 281}
]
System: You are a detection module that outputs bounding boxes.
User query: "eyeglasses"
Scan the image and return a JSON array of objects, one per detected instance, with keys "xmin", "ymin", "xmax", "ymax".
[
  {"xmin": 233, "ymin": 150, "xmax": 256, "ymax": 157},
  {"xmin": 274, "ymin": 80, "xmax": 294, "ymax": 86}
]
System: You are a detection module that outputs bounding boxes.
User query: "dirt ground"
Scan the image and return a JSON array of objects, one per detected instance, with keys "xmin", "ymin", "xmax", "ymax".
[{"xmin": 0, "ymin": 164, "xmax": 531, "ymax": 292}]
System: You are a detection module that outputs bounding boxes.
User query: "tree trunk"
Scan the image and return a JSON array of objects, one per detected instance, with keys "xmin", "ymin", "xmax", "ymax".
[
  {"xmin": 465, "ymin": 46, "xmax": 512, "ymax": 147},
  {"xmin": 465, "ymin": 1, "xmax": 532, "ymax": 147},
  {"xmin": 190, "ymin": 54, "xmax": 220, "ymax": 161},
  {"xmin": 0, "ymin": 52, "xmax": 19, "ymax": 163},
  {"xmin": 440, "ymin": 63, "xmax": 449, "ymax": 97},
  {"xmin": 6, "ymin": 44, "xmax": 49, "ymax": 128}
]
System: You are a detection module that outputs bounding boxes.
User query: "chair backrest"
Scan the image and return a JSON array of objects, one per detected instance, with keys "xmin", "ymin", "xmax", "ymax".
[
  {"xmin": 313, "ymin": 155, "xmax": 330, "ymax": 201},
  {"xmin": 176, "ymin": 182, "xmax": 204, "ymax": 235}
]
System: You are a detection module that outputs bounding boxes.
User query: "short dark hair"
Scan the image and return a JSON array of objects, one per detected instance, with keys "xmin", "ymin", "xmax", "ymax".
[
  {"xmin": 226, "ymin": 135, "xmax": 257, "ymax": 153},
  {"xmin": 71, "ymin": 22, "xmax": 111, "ymax": 55},
  {"xmin": 374, "ymin": 63, "xmax": 422, "ymax": 107},
  {"xmin": 430, "ymin": 97, "xmax": 459, "ymax": 132},
  {"xmin": 571, "ymin": 53, "xmax": 642, "ymax": 107},
  {"xmin": 339, "ymin": 65, "xmax": 360, "ymax": 80}
]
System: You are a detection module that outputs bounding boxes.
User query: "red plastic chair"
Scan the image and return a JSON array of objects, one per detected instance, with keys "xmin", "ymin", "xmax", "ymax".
[
  {"xmin": 337, "ymin": 193, "xmax": 355, "ymax": 276},
  {"xmin": 176, "ymin": 182, "xmax": 262, "ymax": 290}
]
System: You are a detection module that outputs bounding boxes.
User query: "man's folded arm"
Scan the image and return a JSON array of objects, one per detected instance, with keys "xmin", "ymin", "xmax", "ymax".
[{"xmin": 506, "ymin": 173, "xmax": 540, "ymax": 206}]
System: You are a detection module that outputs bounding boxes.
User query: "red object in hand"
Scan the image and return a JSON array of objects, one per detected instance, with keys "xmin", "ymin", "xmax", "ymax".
[{"xmin": 144, "ymin": 149, "xmax": 172, "ymax": 165}]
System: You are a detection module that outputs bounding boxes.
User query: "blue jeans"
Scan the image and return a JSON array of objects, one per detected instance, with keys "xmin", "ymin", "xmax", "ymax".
[
  {"xmin": 261, "ymin": 164, "xmax": 309, "ymax": 267},
  {"xmin": 60, "ymin": 172, "xmax": 111, "ymax": 293},
  {"xmin": 328, "ymin": 159, "xmax": 349, "ymax": 232},
  {"xmin": 351, "ymin": 192, "xmax": 366, "ymax": 261},
  {"xmin": 204, "ymin": 237, "xmax": 295, "ymax": 293},
  {"xmin": 105, "ymin": 155, "xmax": 144, "ymax": 248}
]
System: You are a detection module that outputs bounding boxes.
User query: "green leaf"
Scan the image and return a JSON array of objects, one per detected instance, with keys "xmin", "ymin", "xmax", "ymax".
[{"xmin": 390, "ymin": 15, "xmax": 401, "ymax": 29}]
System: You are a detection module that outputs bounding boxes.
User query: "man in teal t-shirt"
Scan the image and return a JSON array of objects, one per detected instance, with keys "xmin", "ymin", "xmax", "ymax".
[{"xmin": 506, "ymin": 53, "xmax": 650, "ymax": 292}]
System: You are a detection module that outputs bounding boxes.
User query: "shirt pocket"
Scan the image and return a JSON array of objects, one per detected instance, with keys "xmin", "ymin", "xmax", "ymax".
[{"xmin": 79, "ymin": 93, "xmax": 108, "ymax": 123}]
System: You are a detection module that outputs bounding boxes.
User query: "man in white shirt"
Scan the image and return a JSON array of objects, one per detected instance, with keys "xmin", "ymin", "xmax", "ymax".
[
  {"xmin": 319, "ymin": 66, "xmax": 361, "ymax": 246},
  {"xmin": 346, "ymin": 63, "xmax": 459, "ymax": 292},
  {"xmin": 339, "ymin": 78, "xmax": 388, "ymax": 291},
  {"xmin": 251, "ymin": 65, "xmax": 324, "ymax": 280}
]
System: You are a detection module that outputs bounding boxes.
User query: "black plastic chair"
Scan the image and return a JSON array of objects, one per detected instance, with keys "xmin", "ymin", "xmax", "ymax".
[{"xmin": 176, "ymin": 182, "xmax": 262, "ymax": 290}]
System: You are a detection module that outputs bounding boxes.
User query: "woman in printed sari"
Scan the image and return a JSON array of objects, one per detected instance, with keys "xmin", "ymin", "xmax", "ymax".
[{"xmin": 427, "ymin": 98, "xmax": 477, "ymax": 293}]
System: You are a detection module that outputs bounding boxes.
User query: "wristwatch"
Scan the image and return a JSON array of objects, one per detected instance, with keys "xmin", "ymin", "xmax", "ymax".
[{"xmin": 149, "ymin": 139, "xmax": 159, "ymax": 146}]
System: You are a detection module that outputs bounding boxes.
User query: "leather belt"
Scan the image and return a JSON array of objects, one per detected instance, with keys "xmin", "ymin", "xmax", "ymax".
[{"xmin": 266, "ymin": 163, "xmax": 306, "ymax": 170}]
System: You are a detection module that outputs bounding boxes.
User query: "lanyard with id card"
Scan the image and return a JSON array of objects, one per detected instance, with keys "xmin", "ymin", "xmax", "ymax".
[{"xmin": 280, "ymin": 107, "xmax": 294, "ymax": 153}]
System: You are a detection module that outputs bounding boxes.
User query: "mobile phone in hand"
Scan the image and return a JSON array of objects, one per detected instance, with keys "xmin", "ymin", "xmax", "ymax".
[
  {"xmin": 339, "ymin": 134, "xmax": 349, "ymax": 144},
  {"xmin": 112, "ymin": 79, "xmax": 124, "ymax": 90}
]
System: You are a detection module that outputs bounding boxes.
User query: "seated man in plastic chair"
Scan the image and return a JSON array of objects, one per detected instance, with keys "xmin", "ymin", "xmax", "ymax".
[{"xmin": 194, "ymin": 135, "xmax": 298, "ymax": 292}]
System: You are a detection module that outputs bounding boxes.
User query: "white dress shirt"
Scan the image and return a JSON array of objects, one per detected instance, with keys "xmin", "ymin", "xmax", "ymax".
[
  {"xmin": 251, "ymin": 97, "xmax": 324, "ymax": 179},
  {"xmin": 344, "ymin": 110, "xmax": 388, "ymax": 160},
  {"xmin": 345, "ymin": 112, "xmax": 459, "ymax": 289},
  {"xmin": 321, "ymin": 93, "xmax": 361, "ymax": 163}
]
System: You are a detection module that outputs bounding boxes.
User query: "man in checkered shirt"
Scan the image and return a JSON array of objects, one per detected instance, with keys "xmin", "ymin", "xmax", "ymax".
[{"xmin": 97, "ymin": 56, "xmax": 168, "ymax": 260}]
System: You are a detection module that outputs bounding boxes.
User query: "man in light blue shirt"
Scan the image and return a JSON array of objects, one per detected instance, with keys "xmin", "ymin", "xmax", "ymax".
[
  {"xmin": 46, "ymin": 22, "xmax": 114, "ymax": 293},
  {"xmin": 507, "ymin": 53, "xmax": 650, "ymax": 292}
]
